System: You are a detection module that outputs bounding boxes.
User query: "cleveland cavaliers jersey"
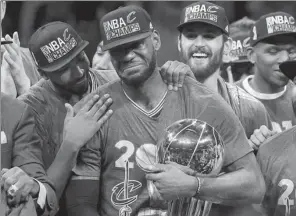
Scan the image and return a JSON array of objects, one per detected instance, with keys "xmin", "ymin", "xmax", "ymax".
[
  {"xmin": 72, "ymin": 77, "xmax": 252, "ymax": 216},
  {"xmin": 237, "ymin": 75, "xmax": 296, "ymax": 132},
  {"xmin": 257, "ymin": 126, "xmax": 296, "ymax": 216}
]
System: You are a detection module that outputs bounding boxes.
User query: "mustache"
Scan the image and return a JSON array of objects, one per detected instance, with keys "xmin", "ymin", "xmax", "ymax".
[{"xmin": 190, "ymin": 47, "xmax": 212, "ymax": 56}]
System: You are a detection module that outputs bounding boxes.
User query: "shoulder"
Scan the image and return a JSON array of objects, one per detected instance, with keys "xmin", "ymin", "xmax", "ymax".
[
  {"xmin": 258, "ymin": 126, "xmax": 296, "ymax": 161},
  {"xmin": 91, "ymin": 69, "xmax": 119, "ymax": 85}
]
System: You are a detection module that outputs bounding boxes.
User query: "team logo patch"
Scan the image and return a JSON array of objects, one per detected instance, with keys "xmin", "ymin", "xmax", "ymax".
[
  {"xmin": 103, "ymin": 11, "xmax": 141, "ymax": 41},
  {"xmin": 184, "ymin": 4, "xmax": 218, "ymax": 23},
  {"xmin": 40, "ymin": 28, "xmax": 77, "ymax": 63},
  {"xmin": 266, "ymin": 15, "xmax": 296, "ymax": 34}
]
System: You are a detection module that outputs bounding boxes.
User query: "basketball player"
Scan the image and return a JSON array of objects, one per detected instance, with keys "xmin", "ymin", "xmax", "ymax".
[
  {"xmin": 159, "ymin": 1, "xmax": 274, "ymax": 151},
  {"xmin": 65, "ymin": 5, "xmax": 265, "ymax": 216},
  {"xmin": 256, "ymin": 125, "xmax": 296, "ymax": 216},
  {"xmin": 237, "ymin": 11, "xmax": 296, "ymax": 133}
]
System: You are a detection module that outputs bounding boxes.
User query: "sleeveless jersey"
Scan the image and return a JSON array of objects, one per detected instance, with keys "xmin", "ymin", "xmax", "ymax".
[
  {"xmin": 73, "ymin": 77, "xmax": 253, "ymax": 216},
  {"xmin": 257, "ymin": 126, "xmax": 296, "ymax": 216},
  {"xmin": 237, "ymin": 75, "xmax": 296, "ymax": 132}
]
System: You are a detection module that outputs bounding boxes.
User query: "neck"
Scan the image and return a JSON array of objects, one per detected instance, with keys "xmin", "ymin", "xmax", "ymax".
[
  {"xmin": 122, "ymin": 68, "xmax": 167, "ymax": 111},
  {"xmin": 198, "ymin": 68, "xmax": 220, "ymax": 93},
  {"xmin": 251, "ymin": 70, "xmax": 285, "ymax": 94}
]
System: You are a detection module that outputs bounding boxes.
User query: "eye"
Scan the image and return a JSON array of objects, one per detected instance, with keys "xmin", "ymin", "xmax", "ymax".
[
  {"xmin": 203, "ymin": 33, "xmax": 216, "ymax": 39},
  {"xmin": 183, "ymin": 32, "xmax": 197, "ymax": 40},
  {"xmin": 267, "ymin": 48, "xmax": 279, "ymax": 55}
]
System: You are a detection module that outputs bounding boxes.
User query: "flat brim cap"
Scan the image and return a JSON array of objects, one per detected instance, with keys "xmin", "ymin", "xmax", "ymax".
[
  {"xmin": 250, "ymin": 11, "xmax": 296, "ymax": 46},
  {"xmin": 279, "ymin": 60, "xmax": 296, "ymax": 80},
  {"xmin": 29, "ymin": 21, "xmax": 89, "ymax": 73},
  {"xmin": 177, "ymin": 1, "xmax": 229, "ymax": 35},
  {"xmin": 100, "ymin": 5, "xmax": 154, "ymax": 51}
]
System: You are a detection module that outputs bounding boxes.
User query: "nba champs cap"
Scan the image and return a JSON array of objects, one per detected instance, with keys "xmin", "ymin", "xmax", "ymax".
[
  {"xmin": 29, "ymin": 21, "xmax": 89, "ymax": 72},
  {"xmin": 177, "ymin": 1, "xmax": 229, "ymax": 35},
  {"xmin": 100, "ymin": 5, "xmax": 154, "ymax": 51},
  {"xmin": 250, "ymin": 12, "xmax": 296, "ymax": 46}
]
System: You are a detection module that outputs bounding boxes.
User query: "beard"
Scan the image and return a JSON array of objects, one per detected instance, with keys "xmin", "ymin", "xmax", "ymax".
[
  {"xmin": 119, "ymin": 50, "xmax": 157, "ymax": 88},
  {"xmin": 181, "ymin": 44, "xmax": 224, "ymax": 83}
]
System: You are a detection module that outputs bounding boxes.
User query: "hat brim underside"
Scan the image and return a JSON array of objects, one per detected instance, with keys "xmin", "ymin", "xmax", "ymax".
[
  {"xmin": 102, "ymin": 31, "xmax": 152, "ymax": 51},
  {"xmin": 177, "ymin": 20, "xmax": 228, "ymax": 35},
  {"xmin": 251, "ymin": 31, "xmax": 296, "ymax": 46},
  {"xmin": 38, "ymin": 40, "xmax": 89, "ymax": 73},
  {"xmin": 280, "ymin": 61, "xmax": 296, "ymax": 80}
]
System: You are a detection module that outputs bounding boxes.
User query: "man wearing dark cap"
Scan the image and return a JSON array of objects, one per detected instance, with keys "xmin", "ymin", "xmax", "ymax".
[
  {"xmin": 237, "ymin": 11, "xmax": 296, "ymax": 133},
  {"xmin": 159, "ymin": 1, "xmax": 273, "ymax": 150},
  {"xmin": 222, "ymin": 16, "xmax": 255, "ymax": 82},
  {"xmin": 15, "ymin": 21, "xmax": 114, "ymax": 215},
  {"xmin": 65, "ymin": 5, "xmax": 265, "ymax": 216}
]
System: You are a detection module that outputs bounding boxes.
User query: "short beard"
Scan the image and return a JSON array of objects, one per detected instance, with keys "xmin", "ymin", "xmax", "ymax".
[
  {"xmin": 181, "ymin": 45, "xmax": 223, "ymax": 83},
  {"xmin": 120, "ymin": 50, "xmax": 157, "ymax": 88}
]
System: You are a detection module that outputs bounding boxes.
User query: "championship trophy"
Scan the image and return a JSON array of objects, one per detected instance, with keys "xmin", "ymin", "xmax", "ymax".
[{"xmin": 157, "ymin": 119, "xmax": 225, "ymax": 216}]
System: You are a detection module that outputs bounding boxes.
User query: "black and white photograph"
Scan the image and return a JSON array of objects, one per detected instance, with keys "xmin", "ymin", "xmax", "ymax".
[{"xmin": 1, "ymin": 1, "xmax": 296, "ymax": 216}]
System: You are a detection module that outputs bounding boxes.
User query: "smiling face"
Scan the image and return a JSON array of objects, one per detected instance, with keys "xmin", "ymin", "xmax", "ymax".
[
  {"xmin": 250, "ymin": 35, "xmax": 296, "ymax": 88},
  {"xmin": 178, "ymin": 22, "xmax": 225, "ymax": 82}
]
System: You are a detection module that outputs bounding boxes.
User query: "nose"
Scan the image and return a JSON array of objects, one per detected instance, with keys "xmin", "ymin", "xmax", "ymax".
[
  {"xmin": 278, "ymin": 50, "xmax": 290, "ymax": 63},
  {"xmin": 122, "ymin": 49, "xmax": 136, "ymax": 62},
  {"xmin": 72, "ymin": 65, "xmax": 85, "ymax": 79},
  {"xmin": 193, "ymin": 35, "xmax": 205, "ymax": 47}
]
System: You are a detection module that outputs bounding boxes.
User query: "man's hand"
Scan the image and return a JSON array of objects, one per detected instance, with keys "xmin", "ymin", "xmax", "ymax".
[
  {"xmin": 145, "ymin": 163, "xmax": 198, "ymax": 200},
  {"xmin": 1, "ymin": 167, "xmax": 40, "ymax": 207},
  {"xmin": 3, "ymin": 32, "xmax": 30, "ymax": 96},
  {"xmin": 248, "ymin": 125, "xmax": 277, "ymax": 151},
  {"xmin": 63, "ymin": 93, "xmax": 113, "ymax": 150},
  {"xmin": 1, "ymin": 55, "xmax": 18, "ymax": 98},
  {"xmin": 160, "ymin": 60, "xmax": 195, "ymax": 91}
]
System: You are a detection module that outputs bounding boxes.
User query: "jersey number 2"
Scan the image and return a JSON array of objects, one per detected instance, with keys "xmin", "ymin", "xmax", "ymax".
[
  {"xmin": 115, "ymin": 140, "xmax": 135, "ymax": 169},
  {"xmin": 278, "ymin": 179, "xmax": 295, "ymax": 206}
]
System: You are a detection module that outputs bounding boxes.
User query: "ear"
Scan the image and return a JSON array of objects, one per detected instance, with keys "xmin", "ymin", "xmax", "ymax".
[
  {"xmin": 247, "ymin": 47, "xmax": 256, "ymax": 64},
  {"xmin": 151, "ymin": 30, "xmax": 161, "ymax": 51},
  {"xmin": 177, "ymin": 34, "xmax": 181, "ymax": 53}
]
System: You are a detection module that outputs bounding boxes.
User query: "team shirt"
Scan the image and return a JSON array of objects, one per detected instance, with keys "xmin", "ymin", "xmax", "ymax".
[
  {"xmin": 18, "ymin": 68, "xmax": 118, "ymax": 216},
  {"xmin": 218, "ymin": 77, "xmax": 272, "ymax": 138},
  {"xmin": 257, "ymin": 126, "xmax": 296, "ymax": 216},
  {"xmin": 72, "ymin": 76, "xmax": 253, "ymax": 216},
  {"xmin": 237, "ymin": 75, "xmax": 296, "ymax": 132}
]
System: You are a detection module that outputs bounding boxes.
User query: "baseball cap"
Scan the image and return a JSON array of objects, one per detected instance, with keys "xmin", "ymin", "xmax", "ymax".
[
  {"xmin": 29, "ymin": 21, "xmax": 89, "ymax": 73},
  {"xmin": 177, "ymin": 1, "xmax": 229, "ymax": 35},
  {"xmin": 279, "ymin": 60, "xmax": 296, "ymax": 80},
  {"xmin": 250, "ymin": 12, "xmax": 296, "ymax": 46},
  {"xmin": 227, "ymin": 17, "xmax": 255, "ymax": 64},
  {"xmin": 100, "ymin": 5, "xmax": 154, "ymax": 51}
]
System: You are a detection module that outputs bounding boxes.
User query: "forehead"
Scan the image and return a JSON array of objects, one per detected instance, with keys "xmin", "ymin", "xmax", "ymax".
[{"xmin": 181, "ymin": 22, "xmax": 222, "ymax": 34}]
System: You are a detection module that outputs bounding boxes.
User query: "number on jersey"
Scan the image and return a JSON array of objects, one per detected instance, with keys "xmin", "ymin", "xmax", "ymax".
[{"xmin": 115, "ymin": 140, "xmax": 135, "ymax": 168}]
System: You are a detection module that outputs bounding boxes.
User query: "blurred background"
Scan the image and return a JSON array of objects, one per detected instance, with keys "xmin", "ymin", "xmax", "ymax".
[{"xmin": 3, "ymin": 1, "xmax": 296, "ymax": 66}]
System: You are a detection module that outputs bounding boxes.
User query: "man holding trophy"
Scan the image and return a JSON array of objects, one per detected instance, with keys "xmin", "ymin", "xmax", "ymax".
[
  {"xmin": 146, "ymin": 2, "xmax": 266, "ymax": 216},
  {"xmin": 64, "ymin": 4, "xmax": 265, "ymax": 216}
]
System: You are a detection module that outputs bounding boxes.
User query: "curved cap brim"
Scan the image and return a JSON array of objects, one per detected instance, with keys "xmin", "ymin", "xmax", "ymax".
[
  {"xmin": 177, "ymin": 20, "xmax": 228, "ymax": 35},
  {"xmin": 39, "ymin": 41, "xmax": 89, "ymax": 73},
  {"xmin": 102, "ymin": 31, "xmax": 152, "ymax": 51}
]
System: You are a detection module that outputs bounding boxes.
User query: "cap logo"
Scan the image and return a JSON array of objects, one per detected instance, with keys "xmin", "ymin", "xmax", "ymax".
[
  {"xmin": 184, "ymin": 4, "xmax": 218, "ymax": 23},
  {"xmin": 103, "ymin": 11, "xmax": 141, "ymax": 41},
  {"xmin": 266, "ymin": 15, "xmax": 296, "ymax": 34},
  {"xmin": 40, "ymin": 28, "xmax": 78, "ymax": 63},
  {"xmin": 230, "ymin": 37, "xmax": 250, "ymax": 58}
]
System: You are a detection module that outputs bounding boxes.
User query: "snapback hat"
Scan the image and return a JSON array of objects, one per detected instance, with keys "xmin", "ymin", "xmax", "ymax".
[
  {"xmin": 100, "ymin": 5, "xmax": 154, "ymax": 51},
  {"xmin": 29, "ymin": 21, "xmax": 89, "ymax": 73},
  {"xmin": 250, "ymin": 12, "xmax": 296, "ymax": 46},
  {"xmin": 177, "ymin": 1, "xmax": 229, "ymax": 35}
]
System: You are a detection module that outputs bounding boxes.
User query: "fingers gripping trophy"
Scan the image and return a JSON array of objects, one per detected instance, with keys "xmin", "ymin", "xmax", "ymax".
[{"xmin": 136, "ymin": 119, "xmax": 225, "ymax": 216}]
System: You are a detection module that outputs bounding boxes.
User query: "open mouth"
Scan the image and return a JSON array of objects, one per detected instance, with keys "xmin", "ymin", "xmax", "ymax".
[{"xmin": 192, "ymin": 52, "xmax": 209, "ymax": 59}]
